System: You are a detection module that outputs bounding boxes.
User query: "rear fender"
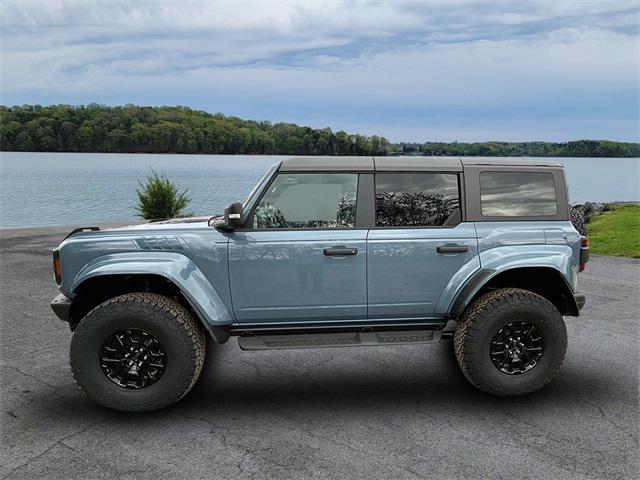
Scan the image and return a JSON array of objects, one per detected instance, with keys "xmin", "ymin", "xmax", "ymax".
[
  {"xmin": 434, "ymin": 255, "xmax": 482, "ymax": 315},
  {"xmin": 446, "ymin": 245, "xmax": 578, "ymax": 317},
  {"xmin": 479, "ymin": 244, "xmax": 576, "ymax": 288}
]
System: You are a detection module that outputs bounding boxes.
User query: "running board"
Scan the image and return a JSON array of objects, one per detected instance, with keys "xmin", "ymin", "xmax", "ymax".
[{"xmin": 237, "ymin": 329, "xmax": 442, "ymax": 350}]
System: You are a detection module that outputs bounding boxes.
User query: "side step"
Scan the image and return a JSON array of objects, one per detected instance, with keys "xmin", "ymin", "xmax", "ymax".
[{"xmin": 237, "ymin": 329, "xmax": 442, "ymax": 350}]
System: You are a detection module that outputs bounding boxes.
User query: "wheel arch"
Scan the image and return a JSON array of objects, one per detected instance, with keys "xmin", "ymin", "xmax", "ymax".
[
  {"xmin": 69, "ymin": 252, "xmax": 233, "ymax": 342},
  {"xmin": 450, "ymin": 266, "xmax": 580, "ymax": 318}
]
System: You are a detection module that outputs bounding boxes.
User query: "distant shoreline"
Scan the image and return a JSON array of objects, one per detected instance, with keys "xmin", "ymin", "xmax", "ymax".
[
  {"xmin": 2, "ymin": 151, "xmax": 640, "ymax": 158},
  {"xmin": 2, "ymin": 104, "xmax": 639, "ymax": 158}
]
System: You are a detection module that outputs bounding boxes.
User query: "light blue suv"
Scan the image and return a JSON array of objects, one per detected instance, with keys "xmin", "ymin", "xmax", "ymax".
[{"xmin": 51, "ymin": 157, "xmax": 589, "ymax": 411}]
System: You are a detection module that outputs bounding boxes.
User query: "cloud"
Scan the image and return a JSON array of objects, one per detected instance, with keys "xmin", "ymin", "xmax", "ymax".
[{"xmin": 1, "ymin": 0, "xmax": 638, "ymax": 141}]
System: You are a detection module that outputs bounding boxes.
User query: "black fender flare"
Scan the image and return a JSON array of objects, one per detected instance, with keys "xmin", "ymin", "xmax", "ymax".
[{"xmin": 449, "ymin": 267, "xmax": 582, "ymax": 318}]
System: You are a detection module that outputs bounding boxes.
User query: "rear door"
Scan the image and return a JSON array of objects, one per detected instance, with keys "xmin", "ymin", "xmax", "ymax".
[
  {"xmin": 367, "ymin": 172, "xmax": 479, "ymax": 319},
  {"xmin": 228, "ymin": 172, "xmax": 367, "ymax": 323}
]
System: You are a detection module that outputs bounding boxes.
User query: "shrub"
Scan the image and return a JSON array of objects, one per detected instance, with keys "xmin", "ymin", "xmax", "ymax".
[{"xmin": 136, "ymin": 170, "xmax": 191, "ymax": 220}]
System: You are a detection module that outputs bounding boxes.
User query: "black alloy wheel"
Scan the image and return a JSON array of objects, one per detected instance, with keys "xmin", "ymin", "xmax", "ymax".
[
  {"xmin": 490, "ymin": 321, "xmax": 544, "ymax": 375},
  {"xmin": 100, "ymin": 328, "xmax": 167, "ymax": 389},
  {"xmin": 454, "ymin": 288, "xmax": 567, "ymax": 396}
]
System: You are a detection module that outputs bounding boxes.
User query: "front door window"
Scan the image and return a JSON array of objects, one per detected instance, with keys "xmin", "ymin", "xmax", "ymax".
[{"xmin": 253, "ymin": 173, "xmax": 358, "ymax": 229}]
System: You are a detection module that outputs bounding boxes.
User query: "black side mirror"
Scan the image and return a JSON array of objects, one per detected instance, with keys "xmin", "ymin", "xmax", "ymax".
[{"xmin": 223, "ymin": 201, "xmax": 244, "ymax": 229}]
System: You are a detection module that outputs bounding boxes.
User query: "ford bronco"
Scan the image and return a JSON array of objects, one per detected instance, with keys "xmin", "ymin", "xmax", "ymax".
[{"xmin": 51, "ymin": 157, "xmax": 588, "ymax": 411}]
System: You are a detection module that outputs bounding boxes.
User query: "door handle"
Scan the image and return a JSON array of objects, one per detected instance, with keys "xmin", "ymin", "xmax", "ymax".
[
  {"xmin": 436, "ymin": 245, "xmax": 468, "ymax": 254},
  {"xmin": 323, "ymin": 246, "xmax": 358, "ymax": 256}
]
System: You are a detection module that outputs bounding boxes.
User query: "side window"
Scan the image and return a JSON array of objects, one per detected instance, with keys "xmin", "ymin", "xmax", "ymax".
[
  {"xmin": 480, "ymin": 171, "xmax": 557, "ymax": 216},
  {"xmin": 254, "ymin": 173, "xmax": 358, "ymax": 229},
  {"xmin": 375, "ymin": 173, "xmax": 460, "ymax": 227}
]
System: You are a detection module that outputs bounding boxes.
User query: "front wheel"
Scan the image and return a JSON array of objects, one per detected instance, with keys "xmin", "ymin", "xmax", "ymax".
[
  {"xmin": 454, "ymin": 288, "xmax": 567, "ymax": 396},
  {"xmin": 70, "ymin": 292, "xmax": 206, "ymax": 412}
]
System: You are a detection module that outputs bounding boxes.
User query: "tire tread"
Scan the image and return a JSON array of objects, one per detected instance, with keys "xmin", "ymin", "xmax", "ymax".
[
  {"xmin": 454, "ymin": 288, "xmax": 567, "ymax": 396},
  {"xmin": 70, "ymin": 292, "xmax": 205, "ymax": 412}
]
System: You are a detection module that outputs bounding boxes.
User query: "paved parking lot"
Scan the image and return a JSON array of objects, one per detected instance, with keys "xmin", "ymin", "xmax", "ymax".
[{"xmin": 1, "ymin": 227, "xmax": 638, "ymax": 479}]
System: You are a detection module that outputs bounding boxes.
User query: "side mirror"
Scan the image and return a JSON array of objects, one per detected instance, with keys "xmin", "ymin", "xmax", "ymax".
[{"xmin": 223, "ymin": 201, "xmax": 244, "ymax": 229}]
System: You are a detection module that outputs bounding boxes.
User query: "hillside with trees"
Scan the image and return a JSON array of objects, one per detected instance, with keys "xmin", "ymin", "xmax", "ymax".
[
  {"xmin": 1, "ymin": 104, "xmax": 638, "ymax": 157},
  {"xmin": 0, "ymin": 104, "xmax": 391, "ymax": 155}
]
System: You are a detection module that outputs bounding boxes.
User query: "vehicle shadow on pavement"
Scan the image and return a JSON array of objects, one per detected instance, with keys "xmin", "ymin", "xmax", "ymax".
[
  {"xmin": 161, "ymin": 339, "xmax": 616, "ymax": 418},
  {"xmin": 8, "ymin": 335, "xmax": 621, "ymax": 425},
  {"xmin": 5, "ymin": 331, "xmax": 632, "ymax": 480}
]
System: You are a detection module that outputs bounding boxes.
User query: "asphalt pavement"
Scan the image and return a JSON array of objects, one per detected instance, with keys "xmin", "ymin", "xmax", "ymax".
[{"xmin": 1, "ymin": 226, "xmax": 638, "ymax": 479}]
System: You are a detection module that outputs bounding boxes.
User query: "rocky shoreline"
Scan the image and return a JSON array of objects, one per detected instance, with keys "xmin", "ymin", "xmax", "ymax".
[
  {"xmin": 570, "ymin": 201, "xmax": 638, "ymax": 236},
  {"xmin": 572, "ymin": 202, "xmax": 610, "ymax": 223}
]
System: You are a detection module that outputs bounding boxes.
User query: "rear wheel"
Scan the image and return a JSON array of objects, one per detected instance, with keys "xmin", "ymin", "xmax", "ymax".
[
  {"xmin": 454, "ymin": 288, "xmax": 567, "ymax": 396},
  {"xmin": 70, "ymin": 292, "xmax": 206, "ymax": 412}
]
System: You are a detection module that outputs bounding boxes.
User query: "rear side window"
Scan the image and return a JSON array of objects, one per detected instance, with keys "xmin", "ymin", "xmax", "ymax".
[
  {"xmin": 480, "ymin": 171, "xmax": 557, "ymax": 216},
  {"xmin": 375, "ymin": 173, "xmax": 461, "ymax": 227},
  {"xmin": 254, "ymin": 173, "xmax": 358, "ymax": 229}
]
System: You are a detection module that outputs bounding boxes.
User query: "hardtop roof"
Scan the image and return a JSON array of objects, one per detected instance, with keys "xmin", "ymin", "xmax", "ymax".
[{"xmin": 278, "ymin": 156, "xmax": 562, "ymax": 172}]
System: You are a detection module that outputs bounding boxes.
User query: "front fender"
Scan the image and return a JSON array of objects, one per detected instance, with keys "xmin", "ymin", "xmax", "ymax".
[{"xmin": 72, "ymin": 252, "xmax": 234, "ymax": 327}]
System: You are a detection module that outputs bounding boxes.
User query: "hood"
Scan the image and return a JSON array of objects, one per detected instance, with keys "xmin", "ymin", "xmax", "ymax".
[{"xmin": 104, "ymin": 215, "xmax": 222, "ymax": 232}]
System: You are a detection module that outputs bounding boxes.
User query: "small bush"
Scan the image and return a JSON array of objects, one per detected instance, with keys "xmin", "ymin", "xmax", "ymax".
[{"xmin": 136, "ymin": 170, "xmax": 191, "ymax": 220}]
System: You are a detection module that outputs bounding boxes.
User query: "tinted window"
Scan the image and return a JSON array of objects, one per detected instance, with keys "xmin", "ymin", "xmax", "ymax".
[
  {"xmin": 480, "ymin": 171, "xmax": 557, "ymax": 216},
  {"xmin": 375, "ymin": 173, "xmax": 460, "ymax": 227},
  {"xmin": 254, "ymin": 173, "xmax": 358, "ymax": 229}
]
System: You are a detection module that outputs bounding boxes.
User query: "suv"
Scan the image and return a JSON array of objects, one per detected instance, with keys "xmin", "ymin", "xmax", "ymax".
[{"xmin": 51, "ymin": 157, "xmax": 588, "ymax": 411}]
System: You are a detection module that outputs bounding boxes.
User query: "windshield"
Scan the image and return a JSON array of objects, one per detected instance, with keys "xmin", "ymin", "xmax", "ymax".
[{"xmin": 243, "ymin": 162, "xmax": 279, "ymax": 211}]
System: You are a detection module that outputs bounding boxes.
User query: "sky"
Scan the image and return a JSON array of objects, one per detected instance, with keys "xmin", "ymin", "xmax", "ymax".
[{"xmin": 1, "ymin": 0, "xmax": 639, "ymax": 142}]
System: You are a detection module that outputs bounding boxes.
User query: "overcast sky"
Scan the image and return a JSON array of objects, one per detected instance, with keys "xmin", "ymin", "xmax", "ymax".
[{"xmin": 1, "ymin": 0, "xmax": 638, "ymax": 142}]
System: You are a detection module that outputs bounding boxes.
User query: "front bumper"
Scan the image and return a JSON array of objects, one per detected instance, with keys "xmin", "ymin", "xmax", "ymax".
[{"xmin": 51, "ymin": 293, "xmax": 72, "ymax": 322}]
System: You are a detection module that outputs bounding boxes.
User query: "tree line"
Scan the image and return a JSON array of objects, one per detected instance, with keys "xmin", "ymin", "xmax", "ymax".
[
  {"xmin": 0, "ymin": 104, "xmax": 391, "ymax": 155},
  {"xmin": 395, "ymin": 140, "xmax": 639, "ymax": 158},
  {"xmin": 1, "ymin": 104, "xmax": 638, "ymax": 157}
]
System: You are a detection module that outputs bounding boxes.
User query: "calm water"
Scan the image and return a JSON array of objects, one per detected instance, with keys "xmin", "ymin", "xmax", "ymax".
[{"xmin": 1, "ymin": 152, "xmax": 638, "ymax": 229}]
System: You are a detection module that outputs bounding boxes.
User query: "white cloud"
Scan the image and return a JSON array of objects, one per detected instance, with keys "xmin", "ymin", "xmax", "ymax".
[{"xmin": 0, "ymin": 0, "xmax": 638, "ymax": 141}]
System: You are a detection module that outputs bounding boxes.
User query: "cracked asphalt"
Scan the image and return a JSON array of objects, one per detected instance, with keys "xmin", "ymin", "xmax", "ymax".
[{"xmin": 1, "ymin": 226, "xmax": 638, "ymax": 479}]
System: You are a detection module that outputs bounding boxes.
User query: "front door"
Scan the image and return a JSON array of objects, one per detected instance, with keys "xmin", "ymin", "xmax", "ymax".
[
  {"xmin": 229, "ymin": 172, "xmax": 367, "ymax": 323},
  {"xmin": 367, "ymin": 172, "xmax": 479, "ymax": 319}
]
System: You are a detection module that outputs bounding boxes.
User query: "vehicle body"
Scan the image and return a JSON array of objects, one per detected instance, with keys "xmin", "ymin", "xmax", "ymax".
[{"xmin": 51, "ymin": 156, "xmax": 588, "ymax": 411}]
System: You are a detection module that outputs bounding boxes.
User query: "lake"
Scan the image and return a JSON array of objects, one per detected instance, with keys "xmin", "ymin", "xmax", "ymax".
[{"xmin": 1, "ymin": 152, "xmax": 638, "ymax": 229}]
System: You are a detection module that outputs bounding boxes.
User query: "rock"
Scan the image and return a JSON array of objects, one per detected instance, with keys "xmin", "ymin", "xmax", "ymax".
[
  {"xmin": 570, "ymin": 206, "xmax": 587, "ymax": 236},
  {"xmin": 572, "ymin": 202, "xmax": 609, "ymax": 224}
]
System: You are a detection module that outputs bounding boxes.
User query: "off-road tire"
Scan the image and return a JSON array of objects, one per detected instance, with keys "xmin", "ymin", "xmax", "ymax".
[
  {"xmin": 454, "ymin": 288, "xmax": 567, "ymax": 396},
  {"xmin": 70, "ymin": 292, "xmax": 206, "ymax": 412}
]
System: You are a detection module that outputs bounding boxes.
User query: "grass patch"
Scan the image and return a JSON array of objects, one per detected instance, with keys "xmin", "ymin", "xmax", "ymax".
[{"xmin": 588, "ymin": 204, "xmax": 640, "ymax": 258}]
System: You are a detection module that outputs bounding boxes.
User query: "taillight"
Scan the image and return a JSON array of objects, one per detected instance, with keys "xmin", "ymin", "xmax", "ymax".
[
  {"xmin": 52, "ymin": 249, "xmax": 61, "ymax": 285},
  {"xmin": 579, "ymin": 237, "xmax": 589, "ymax": 272}
]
